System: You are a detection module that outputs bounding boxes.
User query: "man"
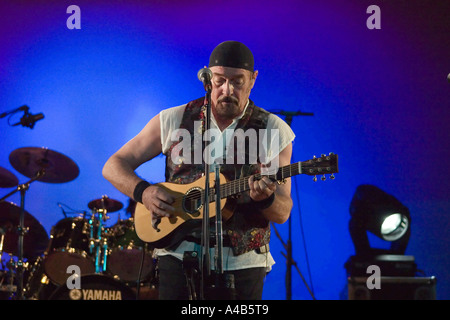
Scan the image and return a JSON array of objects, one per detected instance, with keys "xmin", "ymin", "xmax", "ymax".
[{"xmin": 103, "ymin": 41, "xmax": 295, "ymax": 299}]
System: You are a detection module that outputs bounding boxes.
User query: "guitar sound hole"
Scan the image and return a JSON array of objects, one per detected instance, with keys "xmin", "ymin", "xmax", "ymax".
[{"xmin": 183, "ymin": 187, "xmax": 202, "ymax": 215}]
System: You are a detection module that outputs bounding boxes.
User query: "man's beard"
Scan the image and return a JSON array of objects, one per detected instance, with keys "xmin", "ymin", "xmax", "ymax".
[{"xmin": 214, "ymin": 95, "xmax": 241, "ymax": 120}]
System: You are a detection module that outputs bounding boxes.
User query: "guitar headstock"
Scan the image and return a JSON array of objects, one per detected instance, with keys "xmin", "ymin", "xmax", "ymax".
[{"xmin": 302, "ymin": 153, "xmax": 339, "ymax": 181}]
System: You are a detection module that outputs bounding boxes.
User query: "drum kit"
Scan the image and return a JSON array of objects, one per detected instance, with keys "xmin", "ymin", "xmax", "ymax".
[{"xmin": 0, "ymin": 147, "xmax": 156, "ymax": 300}]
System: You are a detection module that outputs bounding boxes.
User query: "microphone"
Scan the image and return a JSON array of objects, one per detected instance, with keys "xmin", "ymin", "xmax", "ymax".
[
  {"xmin": 197, "ymin": 67, "xmax": 213, "ymax": 91},
  {"xmin": 12, "ymin": 112, "xmax": 45, "ymax": 129}
]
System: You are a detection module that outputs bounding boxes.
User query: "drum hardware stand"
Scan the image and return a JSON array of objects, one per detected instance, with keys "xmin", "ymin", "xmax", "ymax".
[
  {"xmin": 0, "ymin": 254, "xmax": 17, "ymax": 299},
  {"xmin": 89, "ymin": 206, "xmax": 109, "ymax": 274},
  {"xmin": 0, "ymin": 227, "xmax": 5, "ymax": 261},
  {"xmin": 0, "ymin": 168, "xmax": 45, "ymax": 299},
  {"xmin": 0, "ymin": 228, "xmax": 7, "ymax": 293}
]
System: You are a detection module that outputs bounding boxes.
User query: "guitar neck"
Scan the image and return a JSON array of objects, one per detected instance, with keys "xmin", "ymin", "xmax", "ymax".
[
  {"xmin": 212, "ymin": 162, "xmax": 302, "ymax": 200},
  {"xmin": 205, "ymin": 153, "xmax": 338, "ymax": 202}
]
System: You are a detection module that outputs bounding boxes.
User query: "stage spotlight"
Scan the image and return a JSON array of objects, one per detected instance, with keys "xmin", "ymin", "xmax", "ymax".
[
  {"xmin": 348, "ymin": 184, "xmax": 411, "ymax": 256},
  {"xmin": 381, "ymin": 213, "xmax": 408, "ymax": 240},
  {"xmin": 343, "ymin": 185, "xmax": 439, "ymax": 300}
]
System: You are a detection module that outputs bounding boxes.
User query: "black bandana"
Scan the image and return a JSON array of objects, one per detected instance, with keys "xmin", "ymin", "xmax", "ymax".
[{"xmin": 208, "ymin": 41, "xmax": 254, "ymax": 72}]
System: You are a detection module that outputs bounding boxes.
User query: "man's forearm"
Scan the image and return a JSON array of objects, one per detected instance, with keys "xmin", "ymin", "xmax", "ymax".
[
  {"xmin": 102, "ymin": 155, "xmax": 143, "ymax": 199},
  {"xmin": 261, "ymin": 192, "xmax": 293, "ymax": 224}
]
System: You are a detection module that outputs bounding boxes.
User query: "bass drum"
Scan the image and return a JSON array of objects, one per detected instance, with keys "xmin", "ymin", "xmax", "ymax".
[
  {"xmin": 43, "ymin": 217, "xmax": 95, "ymax": 286},
  {"xmin": 48, "ymin": 274, "xmax": 135, "ymax": 300},
  {"xmin": 107, "ymin": 218, "xmax": 154, "ymax": 283}
]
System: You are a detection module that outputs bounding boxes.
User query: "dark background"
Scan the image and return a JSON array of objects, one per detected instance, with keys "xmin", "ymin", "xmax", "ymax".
[{"xmin": 1, "ymin": 0, "xmax": 449, "ymax": 299}]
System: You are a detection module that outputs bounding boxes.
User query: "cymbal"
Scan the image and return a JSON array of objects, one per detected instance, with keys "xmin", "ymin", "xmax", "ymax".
[
  {"xmin": 9, "ymin": 147, "xmax": 79, "ymax": 183},
  {"xmin": 88, "ymin": 195, "xmax": 123, "ymax": 213},
  {"xmin": 0, "ymin": 166, "xmax": 19, "ymax": 188},
  {"xmin": 0, "ymin": 201, "xmax": 49, "ymax": 258}
]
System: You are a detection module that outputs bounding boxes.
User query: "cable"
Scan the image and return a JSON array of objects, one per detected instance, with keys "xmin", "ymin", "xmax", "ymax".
[
  {"xmin": 292, "ymin": 173, "xmax": 315, "ymax": 298},
  {"xmin": 56, "ymin": 202, "xmax": 86, "ymax": 216}
]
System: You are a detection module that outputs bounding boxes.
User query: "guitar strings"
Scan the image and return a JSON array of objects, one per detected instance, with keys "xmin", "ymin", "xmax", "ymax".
[
  {"xmin": 155, "ymin": 157, "xmax": 337, "ymax": 209},
  {"xmin": 177, "ymin": 164, "xmax": 300, "ymax": 204}
]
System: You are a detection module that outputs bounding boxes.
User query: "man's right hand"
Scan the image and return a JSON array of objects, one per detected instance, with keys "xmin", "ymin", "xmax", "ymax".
[{"xmin": 141, "ymin": 185, "xmax": 175, "ymax": 229}]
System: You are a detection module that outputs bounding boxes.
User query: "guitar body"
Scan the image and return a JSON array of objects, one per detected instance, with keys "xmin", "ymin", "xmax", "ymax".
[{"xmin": 134, "ymin": 172, "xmax": 229, "ymax": 248}]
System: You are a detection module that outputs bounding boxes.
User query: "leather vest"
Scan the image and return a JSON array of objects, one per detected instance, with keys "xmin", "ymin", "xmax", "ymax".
[{"xmin": 164, "ymin": 97, "xmax": 272, "ymax": 255}]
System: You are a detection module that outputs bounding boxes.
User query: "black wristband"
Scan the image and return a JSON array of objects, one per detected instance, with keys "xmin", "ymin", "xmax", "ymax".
[
  {"xmin": 251, "ymin": 192, "xmax": 275, "ymax": 210},
  {"xmin": 133, "ymin": 180, "xmax": 151, "ymax": 204}
]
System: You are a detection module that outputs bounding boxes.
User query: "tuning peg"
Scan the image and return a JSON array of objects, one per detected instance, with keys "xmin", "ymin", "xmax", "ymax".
[
  {"xmin": 313, "ymin": 155, "xmax": 317, "ymax": 159},
  {"xmin": 321, "ymin": 175, "xmax": 326, "ymax": 181},
  {"xmin": 313, "ymin": 176, "xmax": 317, "ymax": 182},
  {"xmin": 329, "ymin": 152, "xmax": 334, "ymax": 156},
  {"xmin": 330, "ymin": 173, "xmax": 335, "ymax": 180},
  {"xmin": 321, "ymin": 154, "xmax": 326, "ymax": 157}
]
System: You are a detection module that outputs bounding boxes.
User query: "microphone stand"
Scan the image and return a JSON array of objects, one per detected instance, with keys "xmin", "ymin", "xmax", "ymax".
[
  {"xmin": 0, "ymin": 105, "xmax": 29, "ymax": 119},
  {"xmin": 214, "ymin": 164, "xmax": 223, "ymax": 275},
  {"xmin": 269, "ymin": 109, "xmax": 316, "ymax": 300},
  {"xmin": 200, "ymin": 80, "xmax": 212, "ymax": 300},
  {"xmin": 196, "ymin": 68, "xmax": 234, "ymax": 300}
]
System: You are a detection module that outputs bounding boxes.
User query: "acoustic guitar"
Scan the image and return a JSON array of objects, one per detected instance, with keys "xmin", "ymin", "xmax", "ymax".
[{"xmin": 134, "ymin": 153, "xmax": 338, "ymax": 248}]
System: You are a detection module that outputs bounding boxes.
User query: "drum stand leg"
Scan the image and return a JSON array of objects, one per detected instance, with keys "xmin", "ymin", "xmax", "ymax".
[
  {"xmin": 0, "ymin": 169, "xmax": 45, "ymax": 299},
  {"xmin": 16, "ymin": 188, "xmax": 26, "ymax": 299},
  {"xmin": 0, "ymin": 232, "xmax": 5, "ymax": 265},
  {"xmin": 102, "ymin": 238, "xmax": 108, "ymax": 273},
  {"xmin": 95, "ymin": 244, "xmax": 101, "ymax": 273},
  {"xmin": 1, "ymin": 254, "xmax": 16, "ymax": 299},
  {"xmin": 92, "ymin": 209, "xmax": 108, "ymax": 274}
]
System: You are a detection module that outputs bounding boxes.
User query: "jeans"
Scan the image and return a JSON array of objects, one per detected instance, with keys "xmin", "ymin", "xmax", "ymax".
[{"xmin": 157, "ymin": 255, "xmax": 267, "ymax": 300}]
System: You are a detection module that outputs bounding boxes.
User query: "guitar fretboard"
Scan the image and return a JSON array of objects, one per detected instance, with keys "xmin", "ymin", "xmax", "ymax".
[{"xmin": 205, "ymin": 162, "xmax": 303, "ymax": 201}]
